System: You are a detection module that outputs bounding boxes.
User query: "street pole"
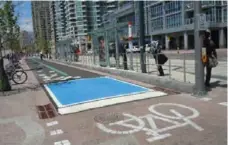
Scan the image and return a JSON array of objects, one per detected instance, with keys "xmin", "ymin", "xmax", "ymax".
[
  {"xmin": 115, "ymin": 22, "xmax": 120, "ymax": 68},
  {"xmin": 194, "ymin": 1, "xmax": 206, "ymax": 96},
  {"xmin": 138, "ymin": 1, "xmax": 146, "ymax": 73},
  {"xmin": 128, "ymin": 21, "xmax": 133, "ymax": 70}
]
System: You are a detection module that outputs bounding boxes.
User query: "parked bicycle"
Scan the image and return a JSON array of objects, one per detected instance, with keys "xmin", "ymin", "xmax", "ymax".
[
  {"xmin": 4, "ymin": 54, "xmax": 28, "ymax": 84},
  {"xmin": 5, "ymin": 62, "xmax": 28, "ymax": 84}
]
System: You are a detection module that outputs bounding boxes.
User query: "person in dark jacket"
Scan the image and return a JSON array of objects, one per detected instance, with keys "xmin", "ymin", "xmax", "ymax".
[
  {"xmin": 151, "ymin": 40, "xmax": 164, "ymax": 76},
  {"xmin": 119, "ymin": 38, "xmax": 128, "ymax": 70},
  {"xmin": 203, "ymin": 29, "xmax": 217, "ymax": 87}
]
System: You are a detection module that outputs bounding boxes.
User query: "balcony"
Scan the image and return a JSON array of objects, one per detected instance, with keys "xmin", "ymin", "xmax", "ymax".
[{"xmin": 185, "ymin": 17, "xmax": 194, "ymax": 25}]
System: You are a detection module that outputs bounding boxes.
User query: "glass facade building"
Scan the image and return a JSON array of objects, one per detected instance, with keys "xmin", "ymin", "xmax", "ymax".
[
  {"xmin": 106, "ymin": 1, "xmax": 227, "ymax": 49},
  {"xmin": 145, "ymin": 1, "xmax": 227, "ymax": 49}
]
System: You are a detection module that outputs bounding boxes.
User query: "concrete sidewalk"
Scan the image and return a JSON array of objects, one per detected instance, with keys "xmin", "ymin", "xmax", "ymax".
[{"xmin": 0, "ymin": 58, "xmax": 50, "ymax": 145}]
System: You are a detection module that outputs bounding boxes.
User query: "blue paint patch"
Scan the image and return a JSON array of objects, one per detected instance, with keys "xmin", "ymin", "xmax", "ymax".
[{"xmin": 46, "ymin": 77, "xmax": 150, "ymax": 106}]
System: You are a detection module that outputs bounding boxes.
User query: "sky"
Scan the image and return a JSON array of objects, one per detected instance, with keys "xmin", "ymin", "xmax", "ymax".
[{"xmin": 14, "ymin": 1, "xmax": 33, "ymax": 32}]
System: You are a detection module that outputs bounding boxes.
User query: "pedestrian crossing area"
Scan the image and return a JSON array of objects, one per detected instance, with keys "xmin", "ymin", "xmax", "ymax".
[{"xmin": 36, "ymin": 69, "xmax": 81, "ymax": 83}]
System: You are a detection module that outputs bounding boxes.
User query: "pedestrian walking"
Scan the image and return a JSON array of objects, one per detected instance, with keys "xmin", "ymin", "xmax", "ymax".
[
  {"xmin": 150, "ymin": 40, "xmax": 167, "ymax": 76},
  {"xmin": 119, "ymin": 37, "xmax": 128, "ymax": 70},
  {"xmin": 203, "ymin": 29, "xmax": 218, "ymax": 87},
  {"xmin": 75, "ymin": 46, "xmax": 80, "ymax": 62},
  {"xmin": 40, "ymin": 51, "xmax": 43, "ymax": 60}
]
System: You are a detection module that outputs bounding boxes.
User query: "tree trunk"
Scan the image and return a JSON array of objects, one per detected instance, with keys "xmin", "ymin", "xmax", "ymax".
[{"xmin": 0, "ymin": 51, "xmax": 11, "ymax": 91}]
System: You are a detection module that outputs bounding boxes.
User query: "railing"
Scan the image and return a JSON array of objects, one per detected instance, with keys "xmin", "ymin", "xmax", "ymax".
[{"xmin": 56, "ymin": 50, "xmax": 197, "ymax": 84}]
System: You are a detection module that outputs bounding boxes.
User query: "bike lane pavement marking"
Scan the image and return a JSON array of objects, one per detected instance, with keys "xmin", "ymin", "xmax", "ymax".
[
  {"xmin": 96, "ymin": 103, "xmax": 204, "ymax": 143},
  {"xmin": 31, "ymin": 58, "xmax": 68, "ymax": 77}
]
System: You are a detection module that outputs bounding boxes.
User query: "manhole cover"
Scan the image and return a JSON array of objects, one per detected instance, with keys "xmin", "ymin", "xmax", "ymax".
[{"xmin": 94, "ymin": 112, "xmax": 124, "ymax": 124}]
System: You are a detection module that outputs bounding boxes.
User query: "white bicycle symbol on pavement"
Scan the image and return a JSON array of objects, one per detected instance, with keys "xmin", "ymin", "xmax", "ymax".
[{"xmin": 96, "ymin": 103, "xmax": 204, "ymax": 143}]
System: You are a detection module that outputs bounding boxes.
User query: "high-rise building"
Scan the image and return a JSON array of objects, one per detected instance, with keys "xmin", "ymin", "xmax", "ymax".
[
  {"xmin": 49, "ymin": 1, "xmax": 57, "ymax": 55},
  {"xmin": 31, "ymin": 1, "xmax": 51, "ymax": 42},
  {"xmin": 19, "ymin": 30, "xmax": 32, "ymax": 48},
  {"xmin": 51, "ymin": 1, "xmax": 118, "ymax": 42}
]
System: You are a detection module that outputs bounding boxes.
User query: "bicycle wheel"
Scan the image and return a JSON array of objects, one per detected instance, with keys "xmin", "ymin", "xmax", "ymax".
[{"xmin": 12, "ymin": 70, "xmax": 28, "ymax": 84}]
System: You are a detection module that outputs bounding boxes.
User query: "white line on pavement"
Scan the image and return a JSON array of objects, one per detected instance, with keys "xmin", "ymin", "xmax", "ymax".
[
  {"xmin": 61, "ymin": 76, "xmax": 72, "ymax": 80},
  {"xmin": 199, "ymin": 97, "xmax": 212, "ymax": 101},
  {"xmin": 218, "ymin": 102, "xmax": 227, "ymax": 106},
  {"xmin": 50, "ymin": 73, "xmax": 58, "ymax": 78},
  {"xmin": 47, "ymin": 121, "xmax": 58, "ymax": 127},
  {"xmin": 54, "ymin": 140, "xmax": 71, "ymax": 145},
  {"xmin": 53, "ymin": 76, "xmax": 65, "ymax": 81},
  {"xmin": 49, "ymin": 70, "xmax": 55, "ymax": 73},
  {"xmin": 38, "ymin": 74, "xmax": 45, "ymax": 77},
  {"xmin": 50, "ymin": 129, "xmax": 63, "ymax": 136}
]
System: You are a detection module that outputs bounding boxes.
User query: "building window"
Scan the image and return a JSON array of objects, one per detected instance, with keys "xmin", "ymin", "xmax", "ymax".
[
  {"xmin": 166, "ymin": 13, "xmax": 181, "ymax": 28},
  {"xmin": 165, "ymin": 1, "xmax": 181, "ymax": 14},
  {"xmin": 151, "ymin": 17, "xmax": 163, "ymax": 31},
  {"xmin": 224, "ymin": 7, "xmax": 227, "ymax": 22},
  {"xmin": 150, "ymin": 3, "xmax": 163, "ymax": 18}
]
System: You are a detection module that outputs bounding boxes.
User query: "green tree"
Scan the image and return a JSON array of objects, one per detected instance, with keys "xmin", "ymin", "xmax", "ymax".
[
  {"xmin": 0, "ymin": 1, "xmax": 19, "ymax": 91},
  {"xmin": 36, "ymin": 36, "xmax": 48, "ymax": 53}
]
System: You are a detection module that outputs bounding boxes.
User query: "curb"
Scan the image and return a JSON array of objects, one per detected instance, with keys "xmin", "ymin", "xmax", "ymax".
[{"xmin": 42, "ymin": 58, "xmax": 194, "ymax": 93}]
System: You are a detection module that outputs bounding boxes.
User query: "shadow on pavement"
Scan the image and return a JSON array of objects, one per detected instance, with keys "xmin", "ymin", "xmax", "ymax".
[
  {"xmin": 210, "ymin": 81, "xmax": 227, "ymax": 88},
  {"xmin": 206, "ymin": 81, "xmax": 227, "ymax": 92}
]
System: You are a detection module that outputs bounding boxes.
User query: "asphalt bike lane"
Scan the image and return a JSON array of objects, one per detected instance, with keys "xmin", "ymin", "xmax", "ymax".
[
  {"xmin": 26, "ymin": 58, "xmax": 102, "ymax": 84},
  {"xmin": 26, "ymin": 58, "xmax": 227, "ymax": 145}
]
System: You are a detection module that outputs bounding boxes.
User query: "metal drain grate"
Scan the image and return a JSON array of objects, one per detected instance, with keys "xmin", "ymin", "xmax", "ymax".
[
  {"xmin": 94, "ymin": 112, "xmax": 124, "ymax": 124},
  {"xmin": 36, "ymin": 103, "xmax": 57, "ymax": 119},
  {"xmin": 152, "ymin": 86, "xmax": 180, "ymax": 95}
]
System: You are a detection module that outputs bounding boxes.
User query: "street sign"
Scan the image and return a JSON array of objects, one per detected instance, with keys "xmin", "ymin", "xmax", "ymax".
[{"xmin": 197, "ymin": 13, "xmax": 208, "ymax": 30}]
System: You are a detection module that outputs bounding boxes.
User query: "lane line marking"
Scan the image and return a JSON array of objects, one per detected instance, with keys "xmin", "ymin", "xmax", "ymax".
[
  {"xmin": 31, "ymin": 58, "xmax": 68, "ymax": 76},
  {"xmin": 218, "ymin": 102, "xmax": 227, "ymax": 106}
]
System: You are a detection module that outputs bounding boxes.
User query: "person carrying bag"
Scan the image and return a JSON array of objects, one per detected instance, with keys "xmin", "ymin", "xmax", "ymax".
[
  {"xmin": 150, "ymin": 40, "xmax": 168, "ymax": 76},
  {"xmin": 203, "ymin": 30, "xmax": 218, "ymax": 87}
]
